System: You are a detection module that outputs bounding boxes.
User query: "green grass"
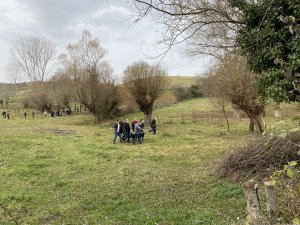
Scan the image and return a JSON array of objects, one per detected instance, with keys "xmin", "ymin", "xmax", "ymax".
[{"xmin": 0, "ymin": 98, "xmax": 299, "ymax": 224}]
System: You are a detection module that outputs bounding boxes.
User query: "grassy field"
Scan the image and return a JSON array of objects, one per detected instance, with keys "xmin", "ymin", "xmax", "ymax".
[
  {"xmin": 168, "ymin": 76, "xmax": 198, "ymax": 88},
  {"xmin": 0, "ymin": 98, "xmax": 299, "ymax": 224}
]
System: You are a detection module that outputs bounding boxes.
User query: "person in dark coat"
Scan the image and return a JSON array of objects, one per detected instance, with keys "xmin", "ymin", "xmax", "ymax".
[
  {"xmin": 140, "ymin": 119, "xmax": 145, "ymax": 140},
  {"xmin": 149, "ymin": 118, "xmax": 157, "ymax": 134},
  {"xmin": 122, "ymin": 119, "xmax": 131, "ymax": 143},
  {"xmin": 119, "ymin": 119, "xmax": 124, "ymax": 139}
]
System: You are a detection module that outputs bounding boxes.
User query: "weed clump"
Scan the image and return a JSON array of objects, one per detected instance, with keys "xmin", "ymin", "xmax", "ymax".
[{"xmin": 218, "ymin": 132, "xmax": 300, "ymax": 181}]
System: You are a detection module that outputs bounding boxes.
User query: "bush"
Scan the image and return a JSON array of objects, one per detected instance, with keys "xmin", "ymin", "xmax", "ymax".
[
  {"xmin": 171, "ymin": 84, "xmax": 204, "ymax": 102},
  {"xmin": 219, "ymin": 125, "xmax": 300, "ymax": 223},
  {"xmin": 273, "ymin": 161, "xmax": 300, "ymax": 222},
  {"xmin": 171, "ymin": 86, "xmax": 191, "ymax": 101},
  {"xmin": 189, "ymin": 84, "xmax": 203, "ymax": 98},
  {"xmin": 218, "ymin": 131, "xmax": 300, "ymax": 182},
  {"xmin": 94, "ymin": 83, "xmax": 121, "ymax": 121}
]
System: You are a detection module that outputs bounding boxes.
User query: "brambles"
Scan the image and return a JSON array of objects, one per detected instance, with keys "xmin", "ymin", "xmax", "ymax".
[{"xmin": 218, "ymin": 132, "xmax": 300, "ymax": 181}]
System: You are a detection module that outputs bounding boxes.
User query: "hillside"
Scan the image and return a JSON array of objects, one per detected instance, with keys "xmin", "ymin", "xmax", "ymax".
[{"xmin": 168, "ymin": 76, "xmax": 199, "ymax": 88}]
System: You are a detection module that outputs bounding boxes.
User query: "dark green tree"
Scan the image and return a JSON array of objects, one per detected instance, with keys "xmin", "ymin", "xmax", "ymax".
[{"xmin": 234, "ymin": 0, "xmax": 300, "ymax": 102}]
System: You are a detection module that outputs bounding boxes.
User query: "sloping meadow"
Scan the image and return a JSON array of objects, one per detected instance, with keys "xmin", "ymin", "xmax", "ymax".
[{"xmin": 1, "ymin": 98, "xmax": 299, "ymax": 224}]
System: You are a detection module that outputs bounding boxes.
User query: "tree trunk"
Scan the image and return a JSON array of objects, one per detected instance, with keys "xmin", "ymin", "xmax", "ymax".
[
  {"xmin": 233, "ymin": 107, "xmax": 240, "ymax": 119},
  {"xmin": 243, "ymin": 108, "xmax": 266, "ymax": 135},
  {"xmin": 243, "ymin": 180, "xmax": 262, "ymax": 225},
  {"xmin": 251, "ymin": 115, "xmax": 266, "ymax": 135},
  {"xmin": 222, "ymin": 105, "xmax": 230, "ymax": 131},
  {"xmin": 274, "ymin": 103, "xmax": 281, "ymax": 118},
  {"xmin": 249, "ymin": 120, "xmax": 255, "ymax": 132},
  {"xmin": 264, "ymin": 181, "xmax": 277, "ymax": 225},
  {"xmin": 247, "ymin": 115, "xmax": 265, "ymax": 135},
  {"xmin": 142, "ymin": 103, "xmax": 153, "ymax": 126},
  {"xmin": 144, "ymin": 113, "xmax": 152, "ymax": 126}
]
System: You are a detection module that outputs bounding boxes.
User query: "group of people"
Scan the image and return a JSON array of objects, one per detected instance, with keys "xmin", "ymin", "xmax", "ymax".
[
  {"xmin": 112, "ymin": 118, "xmax": 157, "ymax": 144},
  {"xmin": 44, "ymin": 108, "xmax": 71, "ymax": 118}
]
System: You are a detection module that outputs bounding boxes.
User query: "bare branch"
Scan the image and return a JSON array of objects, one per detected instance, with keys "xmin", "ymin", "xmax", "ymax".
[
  {"xmin": 9, "ymin": 36, "xmax": 56, "ymax": 82},
  {"xmin": 132, "ymin": 0, "xmax": 244, "ymax": 59}
]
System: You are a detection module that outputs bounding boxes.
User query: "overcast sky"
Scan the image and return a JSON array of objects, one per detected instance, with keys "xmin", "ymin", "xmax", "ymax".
[{"xmin": 0, "ymin": 0, "xmax": 209, "ymax": 83}]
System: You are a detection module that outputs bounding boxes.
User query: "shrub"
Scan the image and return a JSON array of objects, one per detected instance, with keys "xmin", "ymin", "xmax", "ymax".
[
  {"xmin": 273, "ymin": 161, "xmax": 300, "ymax": 222},
  {"xmin": 189, "ymin": 84, "xmax": 203, "ymax": 98},
  {"xmin": 171, "ymin": 86, "xmax": 191, "ymax": 101},
  {"xmin": 171, "ymin": 84, "xmax": 204, "ymax": 102},
  {"xmin": 218, "ymin": 131, "xmax": 300, "ymax": 181}
]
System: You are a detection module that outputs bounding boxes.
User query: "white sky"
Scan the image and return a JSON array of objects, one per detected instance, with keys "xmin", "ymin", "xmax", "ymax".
[{"xmin": 0, "ymin": 0, "xmax": 209, "ymax": 83}]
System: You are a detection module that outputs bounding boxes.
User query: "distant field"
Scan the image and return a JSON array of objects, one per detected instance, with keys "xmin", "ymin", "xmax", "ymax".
[
  {"xmin": 168, "ymin": 76, "xmax": 199, "ymax": 88},
  {"xmin": 1, "ymin": 98, "xmax": 299, "ymax": 224}
]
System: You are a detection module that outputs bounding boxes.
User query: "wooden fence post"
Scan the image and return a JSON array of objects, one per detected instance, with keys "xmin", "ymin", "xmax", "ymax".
[
  {"xmin": 243, "ymin": 179, "xmax": 262, "ymax": 225},
  {"xmin": 264, "ymin": 181, "xmax": 277, "ymax": 225}
]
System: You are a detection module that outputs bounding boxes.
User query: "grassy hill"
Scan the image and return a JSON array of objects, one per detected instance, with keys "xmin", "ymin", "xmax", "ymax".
[
  {"xmin": 1, "ymin": 98, "xmax": 299, "ymax": 224},
  {"xmin": 168, "ymin": 76, "xmax": 199, "ymax": 88}
]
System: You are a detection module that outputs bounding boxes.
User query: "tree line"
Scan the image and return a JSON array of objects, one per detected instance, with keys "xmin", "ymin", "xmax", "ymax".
[{"xmin": 6, "ymin": 31, "xmax": 169, "ymax": 123}]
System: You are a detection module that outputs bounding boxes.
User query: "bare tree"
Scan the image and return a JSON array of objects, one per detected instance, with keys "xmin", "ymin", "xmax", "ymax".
[
  {"xmin": 9, "ymin": 36, "xmax": 56, "ymax": 82},
  {"xmin": 8, "ymin": 36, "xmax": 56, "ymax": 111},
  {"xmin": 5, "ymin": 62, "xmax": 23, "ymax": 96},
  {"xmin": 60, "ymin": 30, "xmax": 120, "ymax": 120},
  {"xmin": 123, "ymin": 61, "xmax": 169, "ymax": 124},
  {"xmin": 205, "ymin": 55, "xmax": 266, "ymax": 135},
  {"xmin": 132, "ymin": 0, "xmax": 244, "ymax": 58}
]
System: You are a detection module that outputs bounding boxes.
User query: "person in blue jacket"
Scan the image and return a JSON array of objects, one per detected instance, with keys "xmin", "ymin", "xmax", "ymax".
[
  {"xmin": 133, "ymin": 121, "xmax": 143, "ymax": 145},
  {"xmin": 112, "ymin": 119, "xmax": 122, "ymax": 144}
]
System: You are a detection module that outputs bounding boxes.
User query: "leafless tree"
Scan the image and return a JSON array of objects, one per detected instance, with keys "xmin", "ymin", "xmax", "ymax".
[
  {"xmin": 202, "ymin": 66, "xmax": 231, "ymax": 131},
  {"xmin": 132, "ymin": 0, "xmax": 244, "ymax": 58},
  {"xmin": 9, "ymin": 36, "xmax": 56, "ymax": 82},
  {"xmin": 205, "ymin": 55, "xmax": 266, "ymax": 135},
  {"xmin": 60, "ymin": 30, "xmax": 120, "ymax": 120},
  {"xmin": 123, "ymin": 61, "xmax": 169, "ymax": 124},
  {"xmin": 5, "ymin": 62, "xmax": 24, "ymax": 96},
  {"xmin": 8, "ymin": 36, "xmax": 56, "ymax": 111}
]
